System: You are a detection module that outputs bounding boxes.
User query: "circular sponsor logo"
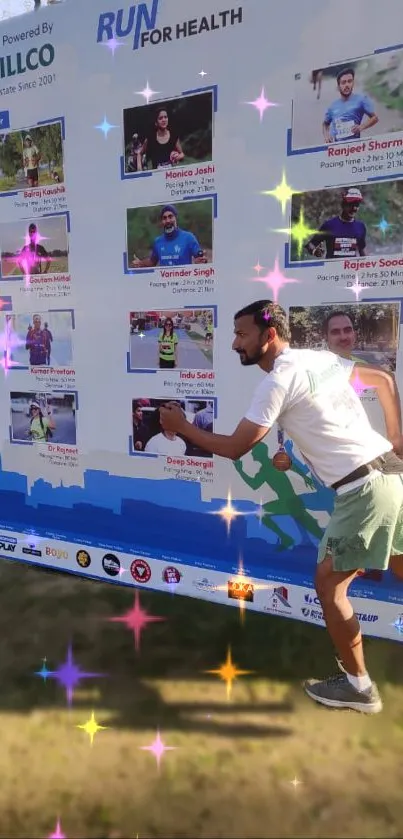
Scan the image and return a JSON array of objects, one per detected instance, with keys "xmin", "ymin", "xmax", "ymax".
[
  {"xmin": 76, "ymin": 549, "xmax": 91, "ymax": 569},
  {"xmin": 163, "ymin": 566, "xmax": 181, "ymax": 584},
  {"xmin": 102, "ymin": 553, "xmax": 121, "ymax": 577},
  {"xmin": 130, "ymin": 558, "xmax": 151, "ymax": 583}
]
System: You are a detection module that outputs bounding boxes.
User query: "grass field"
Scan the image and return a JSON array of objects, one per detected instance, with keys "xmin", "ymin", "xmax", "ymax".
[
  {"xmin": 1, "ymin": 558, "xmax": 403, "ymax": 839},
  {"xmin": 0, "ymin": 169, "xmax": 64, "ymax": 194},
  {"xmin": 1, "ymin": 256, "xmax": 69, "ymax": 277}
]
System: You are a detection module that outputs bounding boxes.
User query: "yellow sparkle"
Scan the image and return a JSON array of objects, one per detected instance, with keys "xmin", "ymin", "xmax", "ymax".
[
  {"xmin": 206, "ymin": 646, "xmax": 253, "ymax": 700},
  {"xmin": 76, "ymin": 710, "xmax": 108, "ymax": 745},
  {"xmin": 212, "ymin": 490, "xmax": 243, "ymax": 534},
  {"xmin": 274, "ymin": 205, "xmax": 319, "ymax": 258},
  {"xmin": 262, "ymin": 171, "xmax": 299, "ymax": 216},
  {"xmin": 290, "ymin": 206, "xmax": 320, "ymax": 258},
  {"xmin": 290, "ymin": 777, "xmax": 303, "ymax": 789}
]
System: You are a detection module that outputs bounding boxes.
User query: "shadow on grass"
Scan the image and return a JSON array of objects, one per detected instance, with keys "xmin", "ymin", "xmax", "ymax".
[{"xmin": 0, "ymin": 559, "xmax": 402, "ymax": 739}]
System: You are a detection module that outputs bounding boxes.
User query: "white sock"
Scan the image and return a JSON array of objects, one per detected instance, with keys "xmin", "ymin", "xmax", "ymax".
[{"xmin": 346, "ymin": 671, "xmax": 372, "ymax": 692}]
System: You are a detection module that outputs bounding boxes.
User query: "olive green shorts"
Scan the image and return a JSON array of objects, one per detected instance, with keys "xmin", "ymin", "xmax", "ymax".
[{"xmin": 318, "ymin": 473, "xmax": 403, "ymax": 572}]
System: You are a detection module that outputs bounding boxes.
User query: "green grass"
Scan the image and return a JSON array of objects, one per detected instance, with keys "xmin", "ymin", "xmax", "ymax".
[
  {"xmin": 0, "ymin": 559, "xmax": 402, "ymax": 838},
  {"xmin": 1, "ymin": 256, "xmax": 69, "ymax": 277},
  {"xmin": 0, "ymin": 169, "xmax": 64, "ymax": 193}
]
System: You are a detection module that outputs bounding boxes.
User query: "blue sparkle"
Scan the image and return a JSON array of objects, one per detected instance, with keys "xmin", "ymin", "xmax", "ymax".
[
  {"xmin": 95, "ymin": 116, "xmax": 118, "ymax": 139},
  {"xmin": 35, "ymin": 658, "xmax": 54, "ymax": 682},
  {"xmin": 375, "ymin": 216, "xmax": 392, "ymax": 235},
  {"xmin": 391, "ymin": 614, "xmax": 403, "ymax": 634}
]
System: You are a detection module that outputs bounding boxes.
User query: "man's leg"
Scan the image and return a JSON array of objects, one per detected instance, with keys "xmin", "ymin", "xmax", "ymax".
[{"xmin": 314, "ymin": 554, "xmax": 364, "ymax": 676}]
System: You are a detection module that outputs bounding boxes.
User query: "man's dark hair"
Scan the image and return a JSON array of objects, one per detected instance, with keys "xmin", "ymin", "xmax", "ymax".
[
  {"xmin": 234, "ymin": 300, "xmax": 291, "ymax": 342},
  {"xmin": 322, "ymin": 310, "xmax": 354, "ymax": 335},
  {"xmin": 337, "ymin": 67, "xmax": 355, "ymax": 84}
]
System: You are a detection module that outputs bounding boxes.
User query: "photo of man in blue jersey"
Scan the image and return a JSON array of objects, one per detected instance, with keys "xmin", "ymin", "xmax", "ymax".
[
  {"xmin": 131, "ymin": 204, "xmax": 208, "ymax": 269},
  {"xmin": 323, "ymin": 67, "xmax": 378, "ymax": 143},
  {"xmin": 305, "ymin": 188, "xmax": 366, "ymax": 260}
]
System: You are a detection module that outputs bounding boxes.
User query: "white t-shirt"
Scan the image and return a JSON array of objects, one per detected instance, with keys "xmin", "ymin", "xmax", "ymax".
[
  {"xmin": 144, "ymin": 432, "xmax": 186, "ymax": 456},
  {"xmin": 245, "ymin": 347, "xmax": 392, "ymax": 487}
]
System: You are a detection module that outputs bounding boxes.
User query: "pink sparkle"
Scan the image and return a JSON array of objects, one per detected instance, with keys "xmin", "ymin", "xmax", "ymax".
[
  {"xmin": 102, "ymin": 36, "xmax": 123, "ymax": 55},
  {"xmin": 253, "ymin": 261, "xmax": 264, "ymax": 274},
  {"xmin": 117, "ymin": 565, "xmax": 127, "ymax": 577},
  {"xmin": 246, "ymin": 87, "xmax": 278, "ymax": 121},
  {"xmin": 251, "ymin": 257, "xmax": 300, "ymax": 303},
  {"xmin": 139, "ymin": 729, "xmax": 176, "ymax": 770},
  {"xmin": 350, "ymin": 370, "xmax": 374, "ymax": 396},
  {"xmin": 107, "ymin": 591, "xmax": 165, "ymax": 652},
  {"xmin": 48, "ymin": 820, "xmax": 66, "ymax": 839}
]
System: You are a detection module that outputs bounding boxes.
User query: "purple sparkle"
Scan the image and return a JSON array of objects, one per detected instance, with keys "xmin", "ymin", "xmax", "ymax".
[
  {"xmin": 102, "ymin": 36, "xmax": 123, "ymax": 56},
  {"xmin": 49, "ymin": 644, "xmax": 105, "ymax": 706}
]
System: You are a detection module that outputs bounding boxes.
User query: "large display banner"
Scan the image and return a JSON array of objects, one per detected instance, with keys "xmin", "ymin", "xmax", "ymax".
[{"xmin": 0, "ymin": 0, "xmax": 403, "ymax": 641}]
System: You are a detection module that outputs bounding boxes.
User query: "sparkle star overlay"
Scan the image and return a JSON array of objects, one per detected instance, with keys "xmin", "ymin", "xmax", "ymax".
[
  {"xmin": 350, "ymin": 369, "xmax": 375, "ymax": 396},
  {"xmin": 211, "ymin": 490, "xmax": 245, "ymax": 535},
  {"xmin": 262, "ymin": 172, "xmax": 299, "ymax": 216},
  {"xmin": 252, "ymin": 257, "xmax": 300, "ymax": 303},
  {"xmin": 101, "ymin": 36, "xmax": 124, "ymax": 56},
  {"xmin": 275, "ymin": 206, "xmax": 320, "ymax": 259},
  {"xmin": 206, "ymin": 647, "xmax": 253, "ymax": 699},
  {"xmin": 38, "ymin": 644, "xmax": 104, "ymax": 705},
  {"xmin": 345, "ymin": 274, "xmax": 370, "ymax": 301},
  {"xmin": 48, "ymin": 819, "xmax": 66, "ymax": 839},
  {"xmin": 139, "ymin": 730, "xmax": 176, "ymax": 770},
  {"xmin": 374, "ymin": 216, "xmax": 393, "ymax": 236},
  {"xmin": 136, "ymin": 82, "xmax": 159, "ymax": 104},
  {"xmin": 95, "ymin": 116, "xmax": 118, "ymax": 138},
  {"xmin": 107, "ymin": 591, "xmax": 165, "ymax": 652},
  {"xmin": 77, "ymin": 711, "xmax": 108, "ymax": 745},
  {"xmin": 391, "ymin": 614, "xmax": 403, "ymax": 634},
  {"xmin": 246, "ymin": 87, "xmax": 278, "ymax": 121}
]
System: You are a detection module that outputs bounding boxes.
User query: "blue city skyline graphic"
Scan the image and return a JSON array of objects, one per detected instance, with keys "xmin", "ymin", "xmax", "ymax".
[{"xmin": 0, "ymin": 454, "xmax": 400, "ymax": 604}]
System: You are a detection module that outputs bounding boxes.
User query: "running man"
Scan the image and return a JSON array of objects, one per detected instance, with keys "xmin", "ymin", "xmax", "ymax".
[
  {"xmin": 305, "ymin": 188, "xmax": 366, "ymax": 260},
  {"xmin": 160, "ymin": 299, "xmax": 403, "ymax": 715},
  {"xmin": 205, "ymin": 320, "xmax": 214, "ymax": 347},
  {"xmin": 311, "ymin": 69, "xmax": 323, "ymax": 100},
  {"xmin": 131, "ymin": 205, "xmax": 207, "ymax": 268},
  {"xmin": 323, "ymin": 68, "xmax": 379, "ymax": 143},
  {"xmin": 42, "ymin": 321, "xmax": 53, "ymax": 366},
  {"xmin": 17, "ymin": 223, "xmax": 51, "ymax": 276},
  {"xmin": 22, "ymin": 135, "xmax": 41, "ymax": 187},
  {"xmin": 26, "ymin": 315, "xmax": 48, "ymax": 366},
  {"xmin": 235, "ymin": 442, "xmax": 323, "ymax": 550}
]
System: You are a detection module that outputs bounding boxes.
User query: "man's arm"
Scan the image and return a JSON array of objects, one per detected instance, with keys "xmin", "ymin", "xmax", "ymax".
[
  {"xmin": 160, "ymin": 406, "xmax": 269, "ymax": 460},
  {"xmin": 351, "ymin": 364, "xmax": 402, "ymax": 446},
  {"xmin": 306, "ymin": 224, "xmax": 326, "ymax": 257}
]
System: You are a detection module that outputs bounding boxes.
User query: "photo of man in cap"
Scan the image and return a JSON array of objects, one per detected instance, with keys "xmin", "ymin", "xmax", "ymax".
[
  {"xmin": 131, "ymin": 204, "xmax": 207, "ymax": 268},
  {"xmin": 305, "ymin": 187, "xmax": 366, "ymax": 259}
]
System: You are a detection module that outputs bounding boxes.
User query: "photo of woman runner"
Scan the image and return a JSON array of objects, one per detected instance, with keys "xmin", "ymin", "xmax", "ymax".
[
  {"xmin": 291, "ymin": 180, "xmax": 403, "ymax": 262},
  {"xmin": 128, "ymin": 199, "xmax": 213, "ymax": 269},
  {"xmin": 10, "ymin": 392, "xmax": 76, "ymax": 445},
  {"xmin": 291, "ymin": 50, "xmax": 403, "ymax": 150},
  {"xmin": 0, "ymin": 122, "xmax": 64, "ymax": 193},
  {"xmin": 5, "ymin": 310, "xmax": 74, "ymax": 369},
  {"xmin": 289, "ymin": 302, "xmax": 400, "ymax": 372},
  {"xmin": 129, "ymin": 309, "xmax": 214, "ymax": 371},
  {"xmin": 132, "ymin": 398, "xmax": 214, "ymax": 456},
  {"xmin": 0, "ymin": 215, "xmax": 69, "ymax": 278},
  {"xmin": 123, "ymin": 91, "xmax": 213, "ymax": 174}
]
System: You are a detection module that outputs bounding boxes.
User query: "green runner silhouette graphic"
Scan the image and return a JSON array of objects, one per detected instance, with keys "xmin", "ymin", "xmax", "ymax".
[{"xmin": 234, "ymin": 441, "xmax": 324, "ymax": 550}]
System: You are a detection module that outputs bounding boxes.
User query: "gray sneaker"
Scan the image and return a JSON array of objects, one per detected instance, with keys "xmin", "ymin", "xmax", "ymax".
[{"xmin": 303, "ymin": 672, "xmax": 383, "ymax": 714}]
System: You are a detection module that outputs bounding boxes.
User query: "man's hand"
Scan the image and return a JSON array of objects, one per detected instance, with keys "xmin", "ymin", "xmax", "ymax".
[
  {"xmin": 392, "ymin": 435, "xmax": 403, "ymax": 458},
  {"xmin": 160, "ymin": 402, "xmax": 187, "ymax": 434},
  {"xmin": 350, "ymin": 124, "xmax": 361, "ymax": 136},
  {"xmin": 170, "ymin": 151, "xmax": 180, "ymax": 163}
]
